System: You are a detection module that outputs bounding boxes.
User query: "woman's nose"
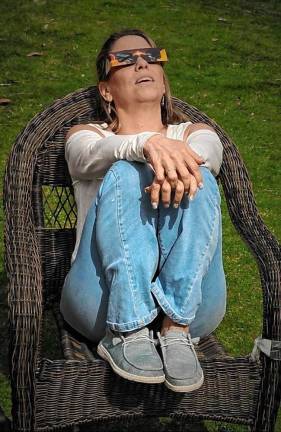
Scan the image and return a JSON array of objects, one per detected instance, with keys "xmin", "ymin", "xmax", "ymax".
[{"xmin": 135, "ymin": 56, "xmax": 149, "ymax": 70}]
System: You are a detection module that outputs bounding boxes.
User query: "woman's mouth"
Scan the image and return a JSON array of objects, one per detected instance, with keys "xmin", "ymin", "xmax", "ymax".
[{"xmin": 135, "ymin": 76, "xmax": 154, "ymax": 85}]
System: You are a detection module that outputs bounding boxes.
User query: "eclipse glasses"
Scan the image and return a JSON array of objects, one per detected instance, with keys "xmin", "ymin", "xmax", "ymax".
[{"xmin": 105, "ymin": 47, "xmax": 168, "ymax": 77}]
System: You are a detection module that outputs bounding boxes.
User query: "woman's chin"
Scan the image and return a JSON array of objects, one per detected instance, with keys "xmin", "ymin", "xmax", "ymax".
[
  {"xmin": 135, "ymin": 85, "xmax": 162, "ymax": 99},
  {"xmin": 135, "ymin": 93, "xmax": 162, "ymax": 105}
]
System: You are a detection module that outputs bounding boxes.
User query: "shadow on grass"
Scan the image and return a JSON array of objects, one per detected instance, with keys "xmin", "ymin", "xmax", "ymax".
[{"xmin": 79, "ymin": 417, "xmax": 209, "ymax": 432}]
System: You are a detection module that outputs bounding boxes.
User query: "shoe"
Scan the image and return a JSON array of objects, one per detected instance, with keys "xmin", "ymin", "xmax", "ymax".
[
  {"xmin": 97, "ymin": 327, "xmax": 165, "ymax": 384},
  {"xmin": 157, "ymin": 330, "xmax": 204, "ymax": 392}
]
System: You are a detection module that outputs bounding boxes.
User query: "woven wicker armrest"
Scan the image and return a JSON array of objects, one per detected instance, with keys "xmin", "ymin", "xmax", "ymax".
[
  {"xmin": 4, "ymin": 130, "xmax": 44, "ymax": 432},
  {"xmin": 172, "ymin": 98, "xmax": 281, "ymax": 343},
  {"xmin": 175, "ymin": 100, "xmax": 281, "ymax": 431},
  {"xmin": 220, "ymin": 155, "xmax": 280, "ymax": 342}
]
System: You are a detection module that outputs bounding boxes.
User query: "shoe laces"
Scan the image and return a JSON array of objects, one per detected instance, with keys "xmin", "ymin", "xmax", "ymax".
[
  {"xmin": 158, "ymin": 332, "xmax": 194, "ymax": 349},
  {"xmin": 120, "ymin": 330, "xmax": 157, "ymax": 347}
]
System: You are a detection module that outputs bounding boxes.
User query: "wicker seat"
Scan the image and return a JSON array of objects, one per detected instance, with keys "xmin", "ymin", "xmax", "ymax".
[{"xmin": 4, "ymin": 86, "xmax": 281, "ymax": 432}]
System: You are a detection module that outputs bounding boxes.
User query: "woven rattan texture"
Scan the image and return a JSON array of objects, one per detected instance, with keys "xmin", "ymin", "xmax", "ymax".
[
  {"xmin": 4, "ymin": 86, "xmax": 281, "ymax": 432},
  {"xmin": 35, "ymin": 357, "xmax": 260, "ymax": 429}
]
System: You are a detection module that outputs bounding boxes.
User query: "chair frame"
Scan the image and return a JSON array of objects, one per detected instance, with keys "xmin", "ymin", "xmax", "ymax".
[{"xmin": 4, "ymin": 86, "xmax": 281, "ymax": 432}]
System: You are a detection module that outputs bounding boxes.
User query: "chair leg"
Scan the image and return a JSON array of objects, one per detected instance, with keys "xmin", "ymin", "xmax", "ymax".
[
  {"xmin": 0, "ymin": 405, "xmax": 11, "ymax": 432},
  {"xmin": 251, "ymin": 356, "xmax": 281, "ymax": 432}
]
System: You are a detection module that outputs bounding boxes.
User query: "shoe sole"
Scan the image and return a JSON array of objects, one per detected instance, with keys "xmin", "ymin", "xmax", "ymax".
[
  {"xmin": 165, "ymin": 373, "xmax": 204, "ymax": 393},
  {"xmin": 97, "ymin": 343, "xmax": 165, "ymax": 384}
]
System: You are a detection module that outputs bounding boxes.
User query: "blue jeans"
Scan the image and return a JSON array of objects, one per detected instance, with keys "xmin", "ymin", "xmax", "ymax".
[{"xmin": 60, "ymin": 161, "xmax": 226, "ymax": 343}]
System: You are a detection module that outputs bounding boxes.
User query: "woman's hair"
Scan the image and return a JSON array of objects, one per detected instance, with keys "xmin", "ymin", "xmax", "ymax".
[{"xmin": 96, "ymin": 28, "xmax": 190, "ymax": 131}]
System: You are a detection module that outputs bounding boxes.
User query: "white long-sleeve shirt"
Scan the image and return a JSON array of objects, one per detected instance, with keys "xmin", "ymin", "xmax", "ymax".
[{"xmin": 66, "ymin": 121, "xmax": 223, "ymax": 263}]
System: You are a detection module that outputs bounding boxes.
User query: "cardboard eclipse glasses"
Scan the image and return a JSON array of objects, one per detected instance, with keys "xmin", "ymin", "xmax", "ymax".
[{"xmin": 105, "ymin": 47, "xmax": 168, "ymax": 76}]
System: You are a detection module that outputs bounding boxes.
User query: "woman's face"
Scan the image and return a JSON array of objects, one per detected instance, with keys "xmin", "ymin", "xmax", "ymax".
[{"xmin": 99, "ymin": 35, "xmax": 166, "ymax": 110}]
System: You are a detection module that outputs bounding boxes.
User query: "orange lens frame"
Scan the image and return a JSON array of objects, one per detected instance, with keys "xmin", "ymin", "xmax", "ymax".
[{"xmin": 105, "ymin": 47, "xmax": 168, "ymax": 76}]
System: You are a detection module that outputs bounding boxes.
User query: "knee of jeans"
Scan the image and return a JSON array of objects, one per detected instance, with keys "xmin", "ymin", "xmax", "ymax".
[
  {"xmin": 110, "ymin": 160, "xmax": 153, "ymax": 187},
  {"xmin": 97, "ymin": 161, "xmax": 152, "ymax": 199},
  {"xmin": 190, "ymin": 295, "xmax": 226, "ymax": 339},
  {"xmin": 200, "ymin": 166, "xmax": 218, "ymax": 186},
  {"xmin": 111, "ymin": 160, "xmax": 144, "ymax": 175},
  {"xmin": 199, "ymin": 167, "xmax": 221, "ymax": 204}
]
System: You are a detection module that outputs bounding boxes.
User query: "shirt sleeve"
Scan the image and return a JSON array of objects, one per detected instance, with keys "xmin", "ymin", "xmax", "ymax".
[
  {"xmin": 186, "ymin": 129, "xmax": 223, "ymax": 176},
  {"xmin": 65, "ymin": 129, "xmax": 160, "ymax": 180}
]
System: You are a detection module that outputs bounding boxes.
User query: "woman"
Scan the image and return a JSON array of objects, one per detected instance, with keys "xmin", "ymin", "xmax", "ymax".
[{"xmin": 60, "ymin": 28, "xmax": 226, "ymax": 393}]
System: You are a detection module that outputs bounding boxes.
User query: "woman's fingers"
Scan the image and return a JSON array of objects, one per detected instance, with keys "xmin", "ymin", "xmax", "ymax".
[
  {"xmin": 163, "ymin": 167, "xmax": 178, "ymax": 189},
  {"xmin": 145, "ymin": 173, "xmax": 199, "ymax": 208},
  {"xmin": 143, "ymin": 135, "xmax": 207, "ymax": 207},
  {"xmin": 145, "ymin": 181, "xmax": 161, "ymax": 209},
  {"xmin": 144, "ymin": 147, "xmax": 165, "ymax": 184},
  {"xmin": 161, "ymin": 179, "xmax": 172, "ymax": 208},
  {"xmin": 186, "ymin": 146, "xmax": 206, "ymax": 165},
  {"xmin": 188, "ymin": 175, "xmax": 198, "ymax": 200},
  {"xmin": 143, "ymin": 135, "xmax": 206, "ymax": 189},
  {"xmin": 171, "ymin": 160, "xmax": 191, "ymax": 193},
  {"xmin": 183, "ymin": 154, "xmax": 204, "ymax": 188},
  {"xmin": 161, "ymin": 149, "xmax": 203, "ymax": 190},
  {"xmin": 145, "ymin": 179, "xmax": 174, "ymax": 208},
  {"xmin": 145, "ymin": 179, "xmax": 189, "ymax": 209},
  {"xmin": 172, "ymin": 180, "xmax": 185, "ymax": 208}
]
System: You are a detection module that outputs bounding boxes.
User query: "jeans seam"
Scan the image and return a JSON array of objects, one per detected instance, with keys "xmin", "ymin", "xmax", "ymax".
[
  {"xmin": 201, "ymin": 167, "xmax": 221, "ymax": 207},
  {"xmin": 180, "ymin": 204, "xmax": 220, "ymax": 316},
  {"xmin": 156, "ymin": 209, "xmax": 168, "ymax": 261},
  {"xmin": 157, "ymin": 231, "xmax": 168, "ymax": 259},
  {"xmin": 111, "ymin": 168, "xmax": 139, "ymax": 318}
]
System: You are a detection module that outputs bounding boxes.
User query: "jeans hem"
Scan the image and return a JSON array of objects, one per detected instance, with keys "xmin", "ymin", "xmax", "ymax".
[
  {"xmin": 107, "ymin": 306, "xmax": 160, "ymax": 332},
  {"xmin": 151, "ymin": 284, "xmax": 196, "ymax": 325}
]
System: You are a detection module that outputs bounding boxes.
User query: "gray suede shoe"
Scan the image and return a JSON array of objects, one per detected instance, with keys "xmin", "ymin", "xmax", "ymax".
[
  {"xmin": 157, "ymin": 330, "xmax": 204, "ymax": 392},
  {"xmin": 97, "ymin": 327, "xmax": 165, "ymax": 384}
]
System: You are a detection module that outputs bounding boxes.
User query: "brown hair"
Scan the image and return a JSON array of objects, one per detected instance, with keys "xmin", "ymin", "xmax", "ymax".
[{"xmin": 96, "ymin": 29, "xmax": 190, "ymax": 131}]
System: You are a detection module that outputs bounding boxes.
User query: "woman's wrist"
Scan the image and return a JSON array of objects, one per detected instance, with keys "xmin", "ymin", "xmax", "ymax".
[{"xmin": 143, "ymin": 133, "xmax": 164, "ymax": 160}]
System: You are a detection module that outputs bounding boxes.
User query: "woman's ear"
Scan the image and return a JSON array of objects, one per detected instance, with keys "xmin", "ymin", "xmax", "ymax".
[{"xmin": 98, "ymin": 81, "xmax": 113, "ymax": 103}]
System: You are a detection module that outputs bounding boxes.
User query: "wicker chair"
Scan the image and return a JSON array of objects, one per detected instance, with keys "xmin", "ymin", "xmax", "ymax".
[{"xmin": 4, "ymin": 86, "xmax": 281, "ymax": 432}]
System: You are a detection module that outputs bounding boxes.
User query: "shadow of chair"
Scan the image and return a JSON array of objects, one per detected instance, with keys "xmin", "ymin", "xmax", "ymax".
[{"xmin": 3, "ymin": 86, "xmax": 281, "ymax": 432}]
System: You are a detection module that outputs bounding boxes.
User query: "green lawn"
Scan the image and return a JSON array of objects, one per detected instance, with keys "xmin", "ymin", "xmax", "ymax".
[{"xmin": 0, "ymin": 0, "xmax": 280, "ymax": 430}]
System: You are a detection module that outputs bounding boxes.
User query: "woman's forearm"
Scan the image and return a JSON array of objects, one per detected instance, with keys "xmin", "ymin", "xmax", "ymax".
[{"xmin": 65, "ymin": 129, "xmax": 161, "ymax": 180}]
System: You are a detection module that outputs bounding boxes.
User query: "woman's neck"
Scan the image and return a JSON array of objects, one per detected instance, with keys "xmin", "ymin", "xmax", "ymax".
[{"xmin": 115, "ymin": 104, "xmax": 165, "ymax": 135}]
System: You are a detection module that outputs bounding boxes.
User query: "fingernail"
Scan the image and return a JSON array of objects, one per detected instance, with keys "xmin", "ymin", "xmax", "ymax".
[
  {"xmin": 198, "ymin": 182, "xmax": 204, "ymax": 189},
  {"xmin": 164, "ymin": 203, "xmax": 170, "ymax": 208},
  {"xmin": 173, "ymin": 203, "xmax": 179, "ymax": 208},
  {"xmin": 152, "ymin": 202, "xmax": 158, "ymax": 209},
  {"xmin": 189, "ymin": 195, "xmax": 194, "ymax": 201}
]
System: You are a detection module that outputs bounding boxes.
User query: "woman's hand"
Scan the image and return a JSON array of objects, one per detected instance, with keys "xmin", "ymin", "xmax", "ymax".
[
  {"xmin": 145, "ymin": 173, "xmax": 199, "ymax": 209},
  {"xmin": 143, "ymin": 134, "xmax": 205, "ymax": 192}
]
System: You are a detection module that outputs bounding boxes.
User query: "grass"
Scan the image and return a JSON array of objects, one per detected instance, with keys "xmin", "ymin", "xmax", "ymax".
[{"xmin": 0, "ymin": 0, "xmax": 280, "ymax": 430}]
